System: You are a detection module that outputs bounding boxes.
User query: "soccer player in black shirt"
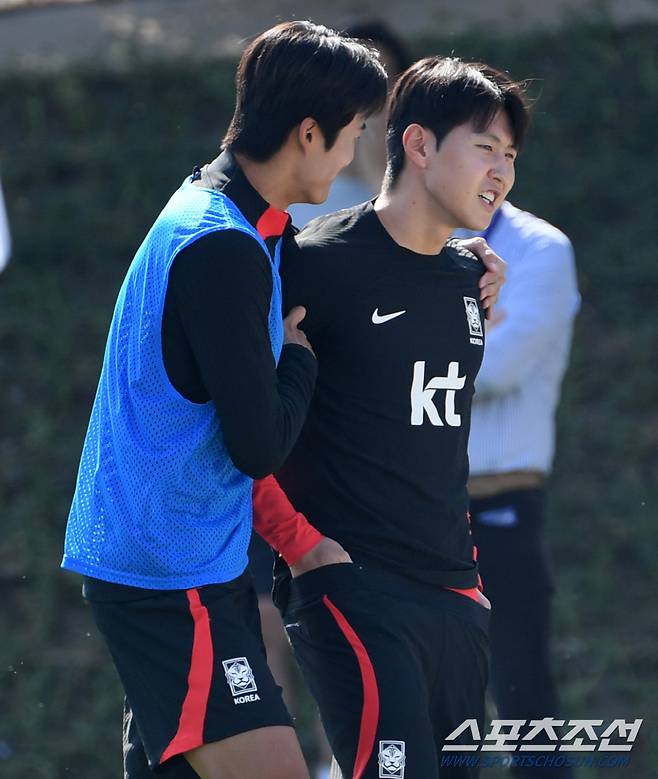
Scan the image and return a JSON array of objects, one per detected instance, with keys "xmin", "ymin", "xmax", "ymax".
[{"xmin": 254, "ymin": 58, "xmax": 529, "ymax": 778}]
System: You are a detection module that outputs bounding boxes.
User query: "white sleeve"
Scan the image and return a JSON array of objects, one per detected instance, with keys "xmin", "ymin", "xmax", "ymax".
[{"xmin": 475, "ymin": 231, "xmax": 580, "ymax": 398}]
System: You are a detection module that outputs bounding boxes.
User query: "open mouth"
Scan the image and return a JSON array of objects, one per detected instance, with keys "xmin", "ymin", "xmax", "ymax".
[{"xmin": 478, "ymin": 190, "xmax": 497, "ymax": 208}]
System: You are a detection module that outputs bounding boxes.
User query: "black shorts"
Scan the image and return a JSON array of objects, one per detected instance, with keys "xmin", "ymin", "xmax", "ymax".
[
  {"xmin": 84, "ymin": 571, "xmax": 291, "ymax": 774},
  {"xmin": 285, "ymin": 563, "xmax": 490, "ymax": 779},
  {"xmin": 248, "ymin": 532, "xmax": 276, "ymax": 596}
]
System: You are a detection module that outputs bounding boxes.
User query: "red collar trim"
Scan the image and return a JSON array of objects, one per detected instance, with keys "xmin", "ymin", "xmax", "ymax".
[{"xmin": 256, "ymin": 207, "xmax": 290, "ymax": 240}]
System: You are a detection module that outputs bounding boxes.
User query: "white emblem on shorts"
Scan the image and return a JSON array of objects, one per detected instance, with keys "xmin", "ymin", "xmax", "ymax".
[
  {"xmin": 463, "ymin": 296, "xmax": 483, "ymax": 345},
  {"xmin": 222, "ymin": 657, "xmax": 258, "ymax": 697},
  {"xmin": 378, "ymin": 740, "xmax": 406, "ymax": 778}
]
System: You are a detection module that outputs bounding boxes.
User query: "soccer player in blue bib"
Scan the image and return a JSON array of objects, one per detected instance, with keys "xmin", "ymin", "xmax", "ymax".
[{"xmin": 62, "ymin": 22, "xmax": 388, "ymax": 779}]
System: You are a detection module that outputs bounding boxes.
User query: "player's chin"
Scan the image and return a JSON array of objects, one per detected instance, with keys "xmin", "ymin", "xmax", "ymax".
[
  {"xmin": 306, "ymin": 182, "xmax": 332, "ymax": 205},
  {"xmin": 465, "ymin": 208, "xmax": 493, "ymax": 232}
]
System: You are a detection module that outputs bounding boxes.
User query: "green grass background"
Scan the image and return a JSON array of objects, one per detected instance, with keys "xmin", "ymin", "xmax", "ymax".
[{"xmin": 1, "ymin": 22, "xmax": 657, "ymax": 778}]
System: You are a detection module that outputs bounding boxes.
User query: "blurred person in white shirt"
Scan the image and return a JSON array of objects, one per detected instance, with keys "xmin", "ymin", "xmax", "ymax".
[{"xmin": 457, "ymin": 201, "xmax": 580, "ymax": 779}]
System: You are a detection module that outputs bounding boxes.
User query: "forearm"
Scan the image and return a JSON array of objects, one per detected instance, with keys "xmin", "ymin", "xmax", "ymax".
[
  {"xmin": 252, "ymin": 475, "xmax": 324, "ymax": 566},
  {"xmin": 171, "ymin": 231, "xmax": 318, "ymax": 477}
]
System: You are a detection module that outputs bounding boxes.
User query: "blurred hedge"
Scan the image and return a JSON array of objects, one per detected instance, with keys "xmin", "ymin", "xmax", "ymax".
[{"xmin": 1, "ymin": 22, "xmax": 657, "ymax": 778}]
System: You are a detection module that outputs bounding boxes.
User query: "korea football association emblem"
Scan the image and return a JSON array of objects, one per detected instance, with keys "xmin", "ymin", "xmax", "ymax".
[
  {"xmin": 463, "ymin": 296, "xmax": 483, "ymax": 345},
  {"xmin": 378, "ymin": 740, "xmax": 406, "ymax": 778},
  {"xmin": 222, "ymin": 657, "xmax": 258, "ymax": 700}
]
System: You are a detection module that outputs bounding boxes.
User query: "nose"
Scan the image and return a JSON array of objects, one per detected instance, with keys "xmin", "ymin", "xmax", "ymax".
[{"xmin": 490, "ymin": 155, "xmax": 515, "ymax": 191}]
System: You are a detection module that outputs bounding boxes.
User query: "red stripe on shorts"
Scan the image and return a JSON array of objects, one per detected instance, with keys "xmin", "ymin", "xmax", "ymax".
[
  {"xmin": 445, "ymin": 585, "xmax": 490, "ymax": 607},
  {"xmin": 323, "ymin": 595, "xmax": 379, "ymax": 779},
  {"xmin": 160, "ymin": 588, "xmax": 214, "ymax": 762}
]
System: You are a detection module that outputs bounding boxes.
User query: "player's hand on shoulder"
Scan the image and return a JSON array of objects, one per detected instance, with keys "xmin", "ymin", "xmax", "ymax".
[
  {"xmin": 290, "ymin": 536, "xmax": 352, "ymax": 577},
  {"xmin": 283, "ymin": 306, "xmax": 315, "ymax": 357},
  {"xmin": 457, "ymin": 236, "xmax": 507, "ymax": 319}
]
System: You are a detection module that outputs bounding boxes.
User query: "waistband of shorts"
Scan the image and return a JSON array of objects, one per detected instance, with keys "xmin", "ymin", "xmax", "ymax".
[
  {"xmin": 82, "ymin": 569, "xmax": 252, "ymax": 602},
  {"xmin": 352, "ymin": 562, "xmax": 491, "ymax": 633}
]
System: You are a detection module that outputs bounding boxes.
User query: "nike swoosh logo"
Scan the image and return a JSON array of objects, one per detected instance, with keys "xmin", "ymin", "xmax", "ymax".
[{"xmin": 372, "ymin": 308, "xmax": 407, "ymax": 324}]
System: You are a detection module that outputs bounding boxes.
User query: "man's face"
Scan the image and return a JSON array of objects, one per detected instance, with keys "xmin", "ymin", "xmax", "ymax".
[
  {"xmin": 298, "ymin": 113, "xmax": 367, "ymax": 204},
  {"xmin": 423, "ymin": 110, "xmax": 517, "ymax": 232}
]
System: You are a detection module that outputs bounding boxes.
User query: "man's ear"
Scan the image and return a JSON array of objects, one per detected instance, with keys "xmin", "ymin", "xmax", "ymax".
[
  {"xmin": 402, "ymin": 123, "xmax": 430, "ymax": 171},
  {"xmin": 297, "ymin": 117, "xmax": 319, "ymax": 150}
]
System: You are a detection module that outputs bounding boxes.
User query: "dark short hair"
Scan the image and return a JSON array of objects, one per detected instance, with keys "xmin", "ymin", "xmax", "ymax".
[
  {"xmin": 385, "ymin": 57, "xmax": 529, "ymax": 186},
  {"xmin": 223, "ymin": 21, "xmax": 388, "ymax": 161},
  {"xmin": 344, "ymin": 19, "xmax": 412, "ymax": 78}
]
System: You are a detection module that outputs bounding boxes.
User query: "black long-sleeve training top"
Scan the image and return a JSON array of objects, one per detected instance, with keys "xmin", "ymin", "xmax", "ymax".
[
  {"xmin": 276, "ymin": 202, "xmax": 487, "ymax": 589},
  {"xmin": 161, "ymin": 152, "xmax": 317, "ymax": 479}
]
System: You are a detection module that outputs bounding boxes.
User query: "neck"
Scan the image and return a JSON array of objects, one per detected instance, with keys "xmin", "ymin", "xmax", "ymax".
[
  {"xmin": 374, "ymin": 172, "xmax": 454, "ymax": 255},
  {"xmin": 349, "ymin": 134, "xmax": 387, "ymax": 194},
  {"xmin": 233, "ymin": 151, "xmax": 294, "ymax": 212}
]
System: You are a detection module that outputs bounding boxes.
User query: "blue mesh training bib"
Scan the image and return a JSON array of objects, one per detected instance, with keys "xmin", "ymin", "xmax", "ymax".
[{"xmin": 62, "ymin": 179, "xmax": 284, "ymax": 588}]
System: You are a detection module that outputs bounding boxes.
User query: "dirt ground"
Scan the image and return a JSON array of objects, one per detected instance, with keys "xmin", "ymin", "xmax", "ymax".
[{"xmin": 1, "ymin": 0, "xmax": 658, "ymax": 70}]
